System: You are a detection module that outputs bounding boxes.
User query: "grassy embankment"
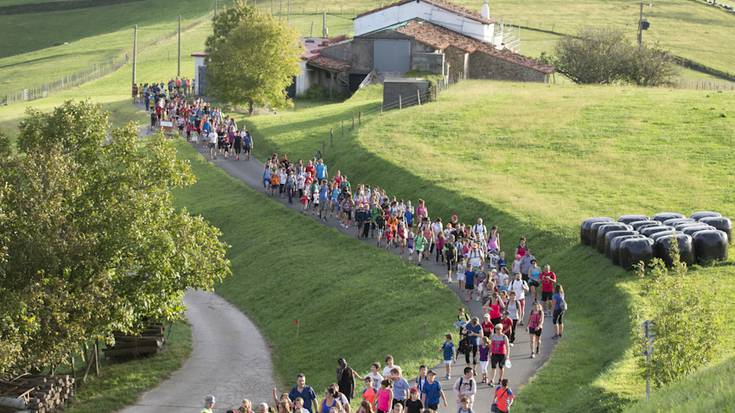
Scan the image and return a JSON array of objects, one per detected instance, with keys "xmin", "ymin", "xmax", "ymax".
[
  {"xmin": 239, "ymin": 80, "xmax": 735, "ymax": 412},
  {"xmin": 172, "ymin": 139, "xmax": 460, "ymax": 391}
]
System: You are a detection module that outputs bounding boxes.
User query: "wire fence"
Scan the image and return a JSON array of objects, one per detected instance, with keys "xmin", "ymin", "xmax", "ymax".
[
  {"xmin": 672, "ymin": 78, "xmax": 735, "ymax": 91},
  {"xmin": 1, "ymin": 16, "xmax": 207, "ymax": 106}
]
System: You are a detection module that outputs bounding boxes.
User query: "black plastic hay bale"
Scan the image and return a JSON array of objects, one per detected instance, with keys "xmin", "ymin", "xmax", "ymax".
[
  {"xmin": 691, "ymin": 211, "xmax": 721, "ymax": 221},
  {"xmin": 675, "ymin": 221, "xmax": 708, "ymax": 231},
  {"xmin": 620, "ymin": 238, "xmax": 654, "ymax": 270},
  {"xmin": 604, "ymin": 230, "xmax": 639, "ymax": 258},
  {"xmin": 640, "ymin": 225, "xmax": 674, "ymax": 237},
  {"xmin": 589, "ymin": 220, "xmax": 615, "ymax": 246},
  {"xmin": 581, "ymin": 217, "xmax": 614, "ymax": 245},
  {"xmin": 596, "ymin": 223, "xmax": 633, "ymax": 253},
  {"xmin": 693, "ymin": 230, "xmax": 729, "ymax": 263},
  {"xmin": 651, "ymin": 230, "xmax": 679, "ymax": 243},
  {"xmin": 630, "ymin": 220, "xmax": 660, "ymax": 231},
  {"xmin": 654, "ymin": 234, "xmax": 694, "ymax": 267},
  {"xmin": 611, "ymin": 235, "xmax": 646, "ymax": 265},
  {"xmin": 663, "ymin": 218, "xmax": 695, "ymax": 227},
  {"xmin": 652, "ymin": 212, "xmax": 685, "ymax": 223},
  {"xmin": 681, "ymin": 225, "xmax": 716, "ymax": 237},
  {"xmin": 699, "ymin": 217, "xmax": 732, "ymax": 244},
  {"xmin": 618, "ymin": 215, "xmax": 649, "ymax": 225}
]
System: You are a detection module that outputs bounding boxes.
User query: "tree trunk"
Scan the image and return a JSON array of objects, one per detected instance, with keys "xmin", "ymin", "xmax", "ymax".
[{"xmin": 248, "ymin": 99, "xmax": 254, "ymax": 115}]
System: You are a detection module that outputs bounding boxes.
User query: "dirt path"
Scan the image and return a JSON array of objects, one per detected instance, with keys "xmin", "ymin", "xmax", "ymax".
[
  {"xmin": 116, "ymin": 290, "xmax": 276, "ymax": 413},
  {"xmin": 188, "ymin": 140, "xmax": 557, "ymax": 411}
]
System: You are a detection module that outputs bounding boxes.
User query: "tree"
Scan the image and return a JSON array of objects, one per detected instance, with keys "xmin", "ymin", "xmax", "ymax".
[
  {"xmin": 636, "ymin": 240, "xmax": 720, "ymax": 387},
  {"xmin": 554, "ymin": 27, "xmax": 677, "ymax": 86},
  {"xmin": 205, "ymin": 0, "xmax": 302, "ymax": 114},
  {"xmin": 0, "ymin": 101, "xmax": 231, "ymax": 375}
]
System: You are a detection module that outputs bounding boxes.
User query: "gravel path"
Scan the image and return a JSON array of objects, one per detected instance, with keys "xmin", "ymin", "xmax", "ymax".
[
  {"xmin": 116, "ymin": 290, "xmax": 276, "ymax": 413},
  {"xmin": 188, "ymin": 140, "xmax": 557, "ymax": 411}
]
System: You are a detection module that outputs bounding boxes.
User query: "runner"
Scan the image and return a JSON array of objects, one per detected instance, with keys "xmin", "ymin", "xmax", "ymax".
[
  {"xmin": 527, "ymin": 302, "xmax": 544, "ymax": 359},
  {"xmin": 489, "ymin": 324, "xmax": 510, "ymax": 386}
]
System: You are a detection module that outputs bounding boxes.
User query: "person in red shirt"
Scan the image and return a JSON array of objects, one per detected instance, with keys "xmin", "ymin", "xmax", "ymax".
[
  {"xmin": 500, "ymin": 311, "xmax": 514, "ymax": 345},
  {"xmin": 305, "ymin": 160, "xmax": 316, "ymax": 179},
  {"xmin": 492, "ymin": 379, "xmax": 514, "ymax": 413},
  {"xmin": 540, "ymin": 264, "xmax": 557, "ymax": 315},
  {"xmin": 515, "ymin": 237, "xmax": 528, "ymax": 258}
]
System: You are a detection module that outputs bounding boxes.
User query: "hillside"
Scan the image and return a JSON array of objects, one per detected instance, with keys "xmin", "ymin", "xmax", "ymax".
[{"xmin": 241, "ymin": 80, "xmax": 735, "ymax": 411}]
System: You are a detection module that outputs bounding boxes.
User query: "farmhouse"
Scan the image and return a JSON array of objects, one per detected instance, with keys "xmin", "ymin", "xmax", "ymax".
[{"xmin": 296, "ymin": 0, "xmax": 554, "ymax": 97}]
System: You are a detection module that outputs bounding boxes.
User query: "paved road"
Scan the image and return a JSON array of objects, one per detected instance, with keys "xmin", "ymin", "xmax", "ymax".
[
  {"xmin": 117, "ymin": 290, "xmax": 276, "ymax": 413},
  {"xmin": 188, "ymin": 140, "xmax": 557, "ymax": 411}
]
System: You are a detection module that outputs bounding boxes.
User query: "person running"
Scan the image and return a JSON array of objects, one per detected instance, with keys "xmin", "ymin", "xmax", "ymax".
[
  {"xmin": 492, "ymin": 379, "xmax": 514, "ymax": 413},
  {"xmin": 420, "ymin": 371, "xmax": 447, "ymax": 410},
  {"xmin": 463, "ymin": 317, "xmax": 482, "ymax": 370},
  {"xmin": 441, "ymin": 334, "xmax": 455, "ymax": 380},
  {"xmin": 288, "ymin": 374, "xmax": 318, "ymax": 413},
  {"xmin": 552, "ymin": 284, "xmax": 567, "ymax": 339},
  {"xmin": 526, "ymin": 259, "xmax": 542, "ymax": 303},
  {"xmin": 376, "ymin": 379, "xmax": 393, "ymax": 413},
  {"xmin": 489, "ymin": 324, "xmax": 510, "ymax": 386},
  {"xmin": 452, "ymin": 367, "xmax": 477, "ymax": 409},
  {"xmin": 527, "ymin": 302, "xmax": 544, "ymax": 358},
  {"xmin": 478, "ymin": 337, "xmax": 491, "ymax": 384},
  {"xmin": 540, "ymin": 265, "xmax": 558, "ymax": 315}
]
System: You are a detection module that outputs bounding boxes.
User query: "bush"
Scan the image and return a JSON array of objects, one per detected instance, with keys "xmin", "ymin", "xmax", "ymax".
[
  {"xmin": 554, "ymin": 27, "xmax": 678, "ymax": 86},
  {"xmin": 636, "ymin": 242, "xmax": 721, "ymax": 387}
]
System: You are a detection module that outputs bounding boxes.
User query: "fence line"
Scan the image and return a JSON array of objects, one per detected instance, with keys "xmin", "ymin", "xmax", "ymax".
[{"xmin": 2, "ymin": 16, "xmax": 207, "ymax": 106}]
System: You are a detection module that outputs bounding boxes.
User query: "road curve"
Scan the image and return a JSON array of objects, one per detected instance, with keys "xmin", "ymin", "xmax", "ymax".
[{"xmin": 116, "ymin": 290, "xmax": 276, "ymax": 413}]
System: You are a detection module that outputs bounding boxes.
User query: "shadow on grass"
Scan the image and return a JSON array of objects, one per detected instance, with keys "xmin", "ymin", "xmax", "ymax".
[{"xmin": 246, "ymin": 107, "xmax": 639, "ymax": 412}]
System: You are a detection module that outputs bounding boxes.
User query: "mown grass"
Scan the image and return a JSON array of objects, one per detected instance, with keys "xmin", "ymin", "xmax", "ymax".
[
  {"xmin": 239, "ymin": 80, "xmax": 735, "ymax": 412},
  {"xmin": 171, "ymin": 139, "xmax": 460, "ymax": 391},
  {"xmin": 65, "ymin": 321, "xmax": 192, "ymax": 413}
]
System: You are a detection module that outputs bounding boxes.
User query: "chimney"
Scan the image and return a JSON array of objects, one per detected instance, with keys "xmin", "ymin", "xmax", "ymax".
[{"xmin": 480, "ymin": 0, "xmax": 490, "ymax": 19}]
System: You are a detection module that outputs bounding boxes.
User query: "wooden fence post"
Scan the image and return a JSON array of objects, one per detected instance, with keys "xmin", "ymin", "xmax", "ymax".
[
  {"xmin": 358, "ymin": 112, "xmax": 362, "ymax": 125},
  {"xmin": 330, "ymin": 128, "xmax": 334, "ymax": 146},
  {"xmin": 417, "ymin": 89, "xmax": 421, "ymax": 105},
  {"xmin": 399, "ymin": 95, "xmax": 402, "ymax": 109}
]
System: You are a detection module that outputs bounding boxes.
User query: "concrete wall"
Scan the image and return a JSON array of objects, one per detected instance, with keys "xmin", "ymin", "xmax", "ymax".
[
  {"xmin": 383, "ymin": 80, "xmax": 430, "ymax": 109},
  {"xmin": 468, "ymin": 52, "xmax": 547, "ymax": 82},
  {"xmin": 444, "ymin": 46, "xmax": 466, "ymax": 83},
  {"xmin": 350, "ymin": 38, "xmax": 374, "ymax": 74},
  {"xmin": 411, "ymin": 53, "xmax": 444, "ymax": 74},
  {"xmin": 354, "ymin": 1, "xmax": 494, "ymax": 43},
  {"xmin": 320, "ymin": 41, "xmax": 352, "ymax": 62}
]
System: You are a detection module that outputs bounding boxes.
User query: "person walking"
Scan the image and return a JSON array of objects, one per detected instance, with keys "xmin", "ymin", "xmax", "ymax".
[
  {"xmin": 390, "ymin": 367, "xmax": 410, "ymax": 407},
  {"xmin": 489, "ymin": 324, "xmax": 510, "ymax": 386},
  {"xmin": 288, "ymin": 374, "xmax": 318, "ymax": 413},
  {"xmin": 376, "ymin": 379, "xmax": 394, "ymax": 413},
  {"xmin": 540, "ymin": 265, "xmax": 558, "ymax": 315},
  {"xmin": 552, "ymin": 284, "xmax": 567, "ymax": 339},
  {"xmin": 526, "ymin": 259, "xmax": 542, "ymax": 303},
  {"xmin": 527, "ymin": 302, "xmax": 544, "ymax": 358},
  {"xmin": 420, "ymin": 371, "xmax": 447, "ymax": 410},
  {"xmin": 337, "ymin": 358, "xmax": 360, "ymax": 401},
  {"xmin": 201, "ymin": 395, "xmax": 216, "ymax": 413},
  {"xmin": 463, "ymin": 317, "xmax": 482, "ymax": 370},
  {"xmin": 441, "ymin": 334, "xmax": 455, "ymax": 380},
  {"xmin": 452, "ymin": 367, "xmax": 477, "ymax": 409},
  {"xmin": 507, "ymin": 273, "xmax": 528, "ymax": 325},
  {"xmin": 491, "ymin": 379, "xmax": 514, "ymax": 413}
]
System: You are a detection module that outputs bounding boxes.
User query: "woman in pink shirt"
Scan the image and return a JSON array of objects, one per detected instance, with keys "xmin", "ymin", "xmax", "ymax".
[{"xmin": 527, "ymin": 302, "xmax": 544, "ymax": 359}]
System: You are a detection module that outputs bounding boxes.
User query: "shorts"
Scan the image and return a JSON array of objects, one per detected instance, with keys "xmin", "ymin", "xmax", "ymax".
[
  {"xmin": 479, "ymin": 360, "xmax": 489, "ymax": 373},
  {"xmin": 244, "ymin": 144, "xmax": 252, "ymax": 153},
  {"xmin": 344, "ymin": 210, "xmax": 352, "ymax": 220},
  {"xmin": 553, "ymin": 310, "xmax": 565, "ymax": 325},
  {"xmin": 426, "ymin": 404, "xmax": 438, "ymax": 411},
  {"xmin": 465, "ymin": 283, "xmax": 474, "ymax": 290},
  {"xmin": 528, "ymin": 327, "xmax": 542, "ymax": 336},
  {"xmin": 457, "ymin": 273, "xmax": 466, "ymax": 282},
  {"xmin": 529, "ymin": 280, "xmax": 540, "ymax": 288},
  {"xmin": 208, "ymin": 142, "xmax": 215, "ymax": 149},
  {"xmin": 444, "ymin": 359, "xmax": 452, "ymax": 365},
  {"xmin": 490, "ymin": 353, "xmax": 506, "ymax": 368},
  {"xmin": 541, "ymin": 291, "xmax": 553, "ymax": 301}
]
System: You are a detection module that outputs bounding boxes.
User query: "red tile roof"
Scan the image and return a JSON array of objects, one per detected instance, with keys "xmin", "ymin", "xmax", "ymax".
[
  {"xmin": 355, "ymin": 0, "xmax": 494, "ymax": 25},
  {"xmin": 307, "ymin": 55, "xmax": 351, "ymax": 72},
  {"xmin": 396, "ymin": 21, "xmax": 554, "ymax": 74}
]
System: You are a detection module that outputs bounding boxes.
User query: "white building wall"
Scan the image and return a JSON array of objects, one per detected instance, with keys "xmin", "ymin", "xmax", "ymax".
[
  {"xmin": 354, "ymin": 2, "xmax": 496, "ymax": 43},
  {"xmin": 295, "ymin": 60, "xmax": 311, "ymax": 96},
  {"xmin": 193, "ymin": 56, "xmax": 205, "ymax": 94}
]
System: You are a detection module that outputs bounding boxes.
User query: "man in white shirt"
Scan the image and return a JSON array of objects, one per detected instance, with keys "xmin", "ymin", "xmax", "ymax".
[
  {"xmin": 382, "ymin": 355, "xmax": 401, "ymax": 377},
  {"xmin": 507, "ymin": 273, "xmax": 529, "ymax": 325},
  {"xmin": 208, "ymin": 131, "xmax": 218, "ymax": 160},
  {"xmin": 453, "ymin": 367, "xmax": 477, "ymax": 409}
]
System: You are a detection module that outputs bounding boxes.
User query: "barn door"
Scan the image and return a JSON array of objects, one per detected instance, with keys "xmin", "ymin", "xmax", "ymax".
[{"xmin": 373, "ymin": 40, "xmax": 411, "ymax": 74}]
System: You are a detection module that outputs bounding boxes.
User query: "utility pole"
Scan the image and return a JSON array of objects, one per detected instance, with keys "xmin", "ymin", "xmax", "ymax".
[
  {"xmin": 177, "ymin": 15, "xmax": 181, "ymax": 77},
  {"xmin": 132, "ymin": 25, "xmax": 138, "ymax": 88},
  {"xmin": 637, "ymin": 1, "xmax": 651, "ymax": 48},
  {"xmin": 214, "ymin": 0, "xmax": 218, "ymax": 15}
]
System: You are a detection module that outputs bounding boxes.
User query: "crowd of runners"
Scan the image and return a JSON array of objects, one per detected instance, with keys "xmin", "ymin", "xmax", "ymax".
[{"xmin": 136, "ymin": 91, "xmax": 569, "ymax": 413}]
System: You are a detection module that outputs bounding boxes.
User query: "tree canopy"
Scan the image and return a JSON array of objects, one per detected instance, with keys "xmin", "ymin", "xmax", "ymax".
[
  {"xmin": 0, "ymin": 100, "xmax": 230, "ymax": 375},
  {"xmin": 205, "ymin": 0, "xmax": 302, "ymax": 113}
]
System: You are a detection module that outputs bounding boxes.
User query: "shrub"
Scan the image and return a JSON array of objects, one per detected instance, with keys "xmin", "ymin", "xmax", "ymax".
[
  {"xmin": 554, "ymin": 27, "xmax": 677, "ymax": 86},
  {"xmin": 636, "ymin": 242, "xmax": 721, "ymax": 387}
]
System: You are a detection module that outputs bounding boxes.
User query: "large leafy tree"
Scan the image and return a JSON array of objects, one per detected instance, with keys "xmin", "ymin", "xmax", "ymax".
[
  {"xmin": 0, "ymin": 101, "xmax": 231, "ymax": 375},
  {"xmin": 205, "ymin": 0, "xmax": 302, "ymax": 114}
]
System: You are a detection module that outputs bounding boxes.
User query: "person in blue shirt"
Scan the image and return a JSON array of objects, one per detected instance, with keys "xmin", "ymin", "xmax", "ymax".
[
  {"xmin": 319, "ymin": 181, "xmax": 330, "ymax": 221},
  {"xmin": 390, "ymin": 367, "xmax": 411, "ymax": 407},
  {"xmin": 463, "ymin": 317, "xmax": 482, "ymax": 369},
  {"xmin": 464, "ymin": 267, "xmax": 475, "ymax": 302},
  {"xmin": 420, "ymin": 371, "xmax": 447, "ymax": 410},
  {"xmin": 441, "ymin": 334, "xmax": 455, "ymax": 380},
  {"xmin": 287, "ymin": 374, "xmax": 318, "ymax": 413},
  {"xmin": 315, "ymin": 159, "xmax": 328, "ymax": 181}
]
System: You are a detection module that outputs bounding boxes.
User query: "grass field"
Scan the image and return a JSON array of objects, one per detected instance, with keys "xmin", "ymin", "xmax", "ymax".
[
  {"xmin": 171, "ymin": 139, "xmax": 460, "ymax": 392},
  {"xmin": 65, "ymin": 321, "xmax": 192, "ymax": 413},
  {"xmin": 239, "ymin": 81, "xmax": 735, "ymax": 411}
]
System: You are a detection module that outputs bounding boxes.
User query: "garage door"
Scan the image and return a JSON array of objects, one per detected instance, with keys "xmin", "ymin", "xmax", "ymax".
[{"xmin": 373, "ymin": 40, "xmax": 411, "ymax": 73}]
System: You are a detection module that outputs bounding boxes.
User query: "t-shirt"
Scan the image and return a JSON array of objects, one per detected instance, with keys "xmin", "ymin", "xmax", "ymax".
[
  {"xmin": 315, "ymin": 163, "xmax": 327, "ymax": 180},
  {"xmin": 465, "ymin": 323, "xmax": 482, "ymax": 346},
  {"xmin": 501, "ymin": 318, "xmax": 513, "ymax": 335},
  {"xmin": 289, "ymin": 386, "xmax": 317, "ymax": 413},
  {"xmin": 494, "ymin": 386, "xmax": 514, "ymax": 412},
  {"xmin": 422, "ymin": 381, "xmax": 441, "ymax": 405},
  {"xmin": 393, "ymin": 378, "xmax": 410, "ymax": 400},
  {"xmin": 382, "ymin": 365, "xmax": 401, "ymax": 378},
  {"xmin": 405, "ymin": 398, "xmax": 423, "ymax": 413},
  {"xmin": 553, "ymin": 293, "xmax": 566, "ymax": 311},
  {"xmin": 363, "ymin": 387, "xmax": 377, "ymax": 405},
  {"xmin": 541, "ymin": 271, "xmax": 557, "ymax": 292},
  {"xmin": 367, "ymin": 372, "xmax": 383, "ymax": 391},
  {"xmin": 464, "ymin": 270, "xmax": 475, "ymax": 288},
  {"xmin": 442, "ymin": 341, "xmax": 455, "ymax": 360},
  {"xmin": 508, "ymin": 279, "xmax": 527, "ymax": 300}
]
